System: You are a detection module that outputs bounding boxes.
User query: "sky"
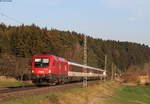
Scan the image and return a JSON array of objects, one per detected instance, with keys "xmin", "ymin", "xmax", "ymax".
[{"xmin": 0, "ymin": 0, "xmax": 150, "ymax": 46}]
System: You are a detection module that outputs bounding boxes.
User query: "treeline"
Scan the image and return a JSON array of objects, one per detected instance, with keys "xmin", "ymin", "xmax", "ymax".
[{"xmin": 0, "ymin": 23, "xmax": 150, "ymax": 79}]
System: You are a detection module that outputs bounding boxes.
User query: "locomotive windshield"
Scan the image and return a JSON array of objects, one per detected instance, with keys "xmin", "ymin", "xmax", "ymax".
[{"xmin": 34, "ymin": 58, "xmax": 49, "ymax": 68}]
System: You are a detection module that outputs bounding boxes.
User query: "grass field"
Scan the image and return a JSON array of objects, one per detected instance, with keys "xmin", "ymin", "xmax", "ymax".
[
  {"xmin": 1, "ymin": 81, "xmax": 150, "ymax": 104},
  {"xmin": 107, "ymin": 85, "xmax": 150, "ymax": 104},
  {"xmin": 0, "ymin": 81, "xmax": 117, "ymax": 104},
  {"xmin": 0, "ymin": 77, "xmax": 24, "ymax": 87}
]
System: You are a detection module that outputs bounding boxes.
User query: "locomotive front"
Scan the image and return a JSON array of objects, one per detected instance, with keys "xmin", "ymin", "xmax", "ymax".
[{"xmin": 31, "ymin": 55, "xmax": 52, "ymax": 84}]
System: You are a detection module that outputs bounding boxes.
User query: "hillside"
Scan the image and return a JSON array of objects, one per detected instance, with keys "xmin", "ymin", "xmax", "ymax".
[{"xmin": 0, "ymin": 23, "xmax": 150, "ymax": 79}]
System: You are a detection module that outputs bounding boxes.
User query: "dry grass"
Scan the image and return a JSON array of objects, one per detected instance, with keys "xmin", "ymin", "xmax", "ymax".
[
  {"xmin": 121, "ymin": 64, "xmax": 150, "ymax": 85},
  {"xmin": 0, "ymin": 76, "xmax": 17, "ymax": 82},
  {"xmin": 58, "ymin": 81, "xmax": 119, "ymax": 104},
  {"xmin": 0, "ymin": 76, "xmax": 24, "ymax": 87}
]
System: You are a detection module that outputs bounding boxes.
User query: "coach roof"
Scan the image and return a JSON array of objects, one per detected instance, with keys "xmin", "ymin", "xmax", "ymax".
[{"xmin": 68, "ymin": 62, "xmax": 104, "ymax": 72}]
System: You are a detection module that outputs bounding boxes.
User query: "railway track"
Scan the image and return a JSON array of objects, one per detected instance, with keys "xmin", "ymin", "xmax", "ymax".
[{"xmin": 0, "ymin": 80, "xmax": 102, "ymax": 102}]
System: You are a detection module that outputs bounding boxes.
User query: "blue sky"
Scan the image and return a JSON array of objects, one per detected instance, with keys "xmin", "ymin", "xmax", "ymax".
[{"xmin": 0, "ymin": 0, "xmax": 150, "ymax": 45}]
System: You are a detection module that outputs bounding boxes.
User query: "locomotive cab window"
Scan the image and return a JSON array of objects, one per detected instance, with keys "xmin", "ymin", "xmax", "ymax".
[{"xmin": 34, "ymin": 58, "xmax": 49, "ymax": 68}]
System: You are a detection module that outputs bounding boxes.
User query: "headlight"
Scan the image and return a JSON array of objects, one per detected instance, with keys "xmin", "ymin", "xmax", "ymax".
[
  {"xmin": 32, "ymin": 70, "xmax": 34, "ymax": 73},
  {"xmin": 48, "ymin": 70, "xmax": 51, "ymax": 73}
]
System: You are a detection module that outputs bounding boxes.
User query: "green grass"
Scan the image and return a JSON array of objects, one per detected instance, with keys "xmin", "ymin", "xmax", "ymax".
[
  {"xmin": 0, "ymin": 81, "xmax": 24, "ymax": 87},
  {"xmin": 0, "ymin": 78, "xmax": 25, "ymax": 87},
  {"xmin": 0, "ymin": 93, "xmax": 60, "ymax": 104},
  {"xmin": 0, "ymin": 88, "xmax": 81, "ymax": 104},
  {"xmin": 107, "ymin": 85, "xmax": 150, "ymax": 104}
]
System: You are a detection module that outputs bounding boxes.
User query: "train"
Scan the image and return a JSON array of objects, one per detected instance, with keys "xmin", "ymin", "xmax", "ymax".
[{"xmin": 31, "ymin": 54, "xmax": 106, "ymax": 85}]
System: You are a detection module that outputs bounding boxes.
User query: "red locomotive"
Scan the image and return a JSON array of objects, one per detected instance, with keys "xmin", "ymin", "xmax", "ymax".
[{"xmin": 31, "ymin": 54, "xmax": 106, "ymax": 85}]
